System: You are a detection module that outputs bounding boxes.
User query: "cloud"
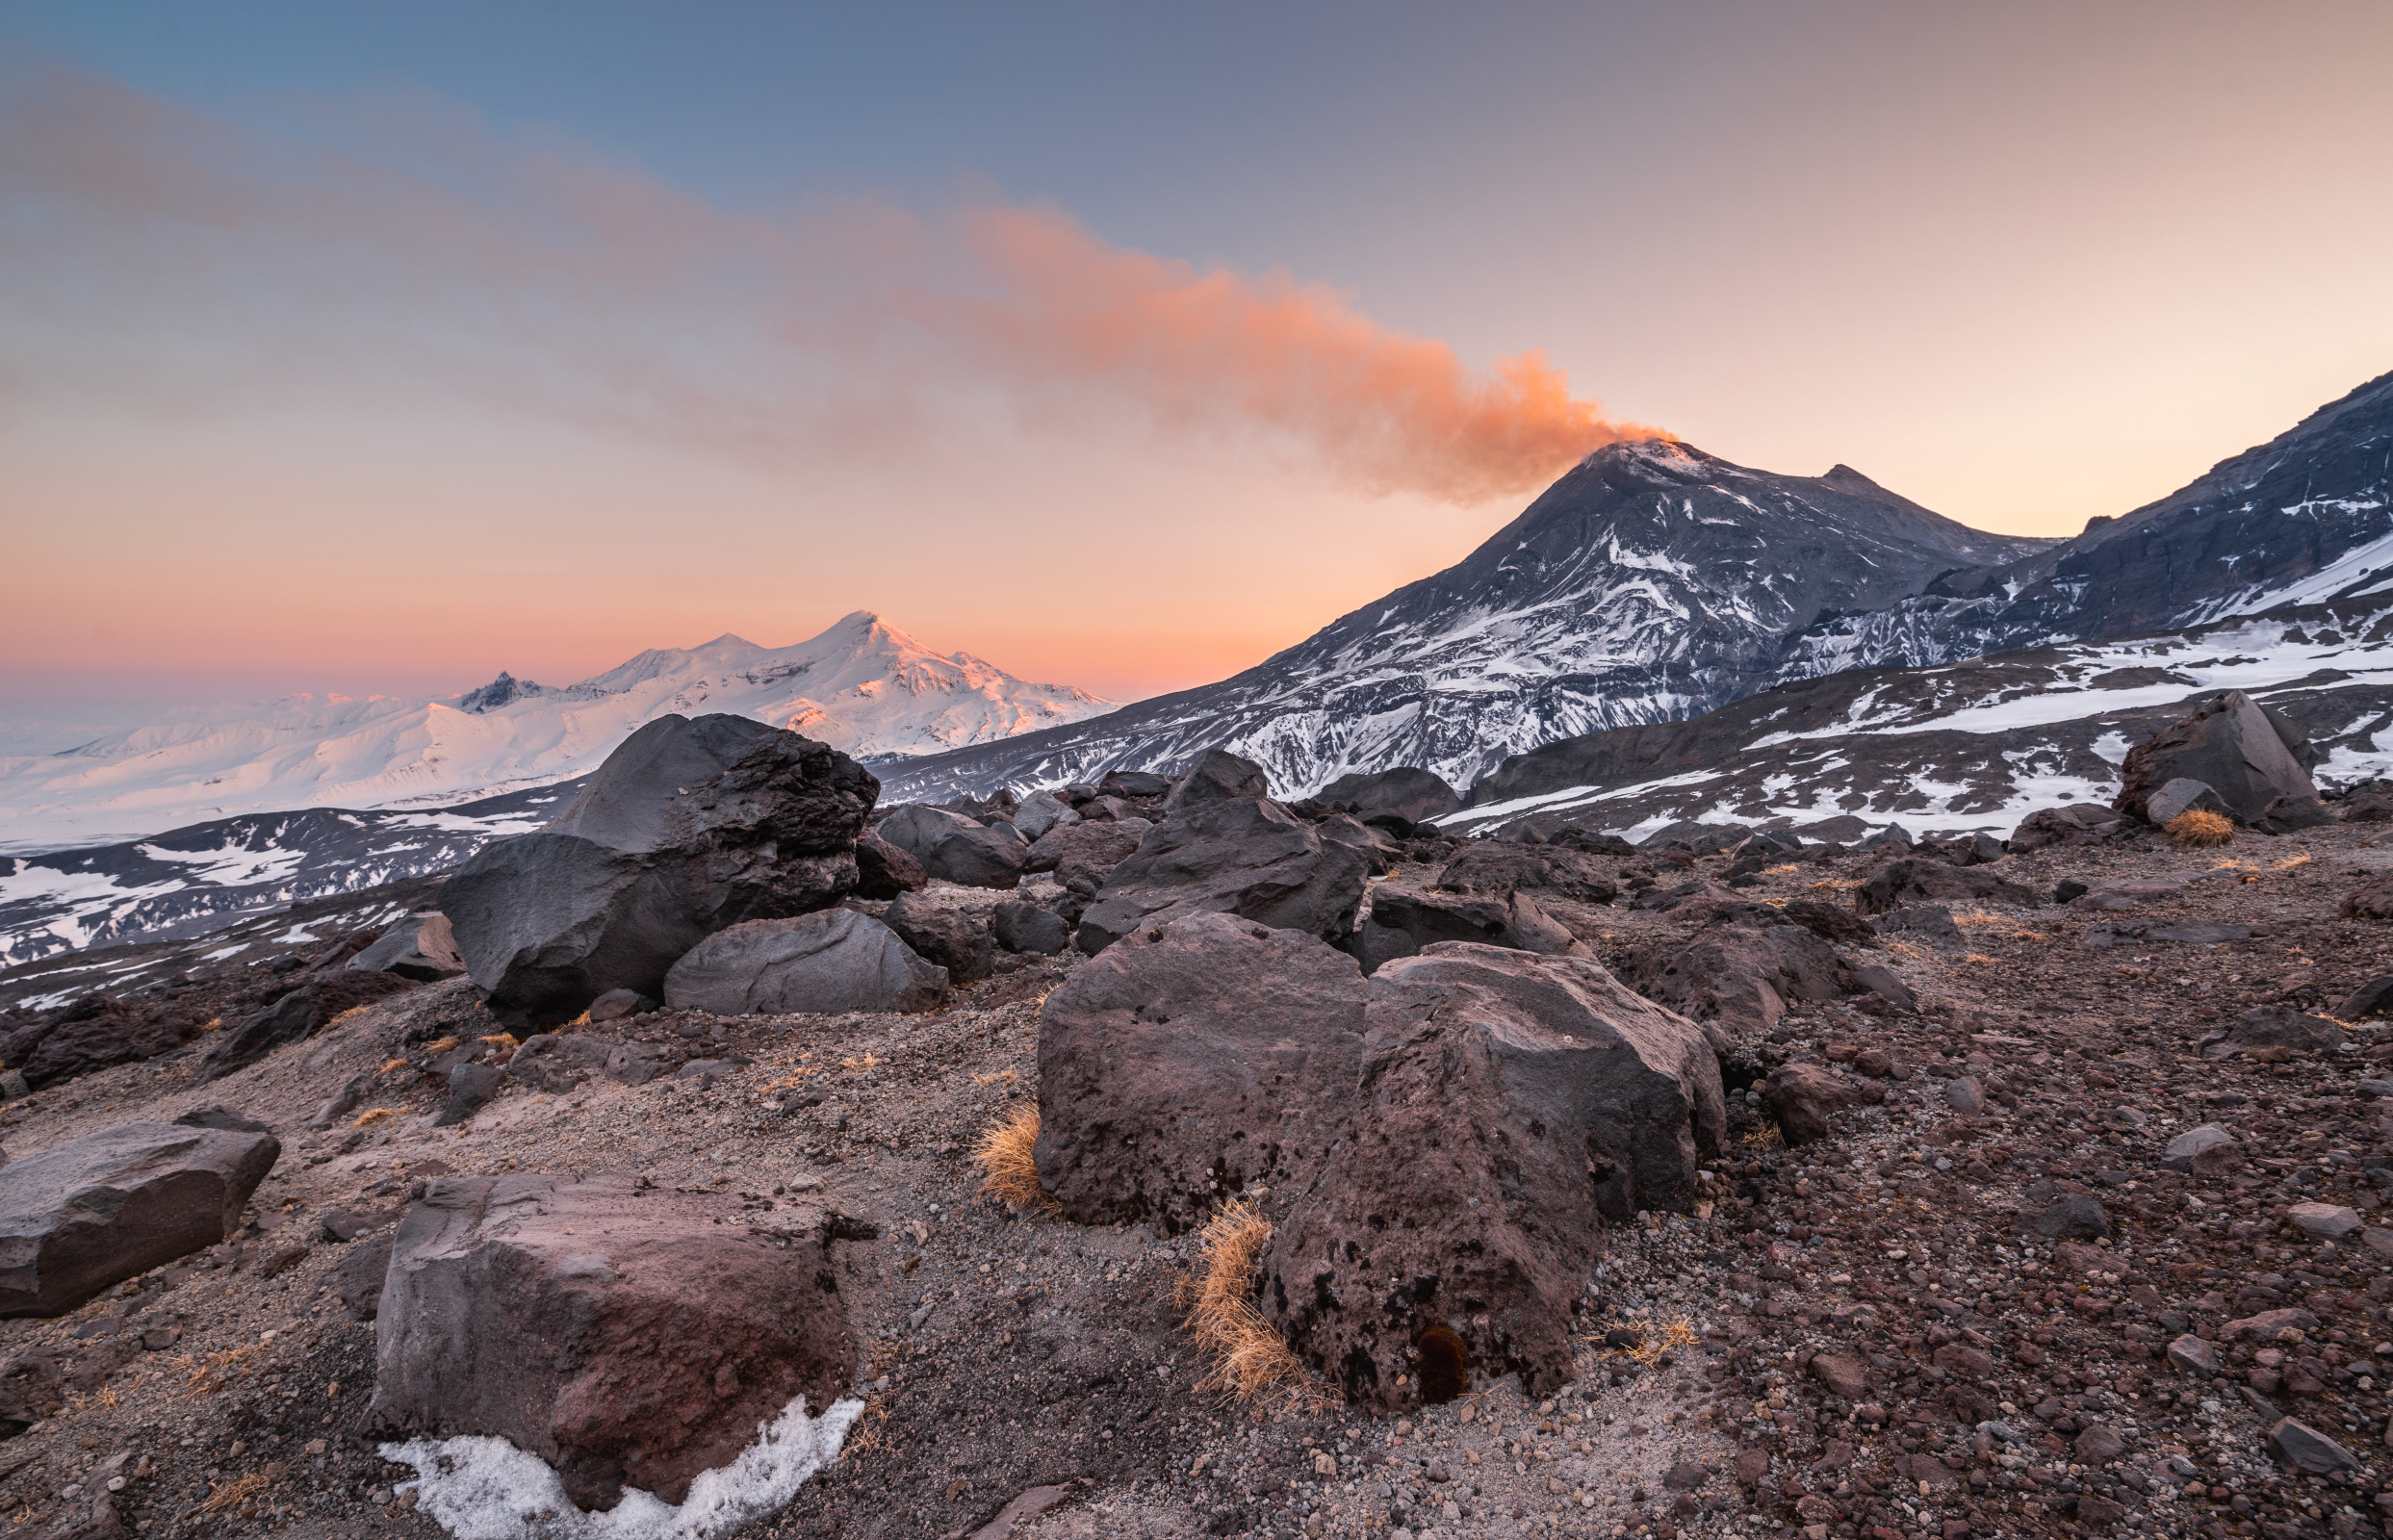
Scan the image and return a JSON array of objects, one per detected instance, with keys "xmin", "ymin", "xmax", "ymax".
[{"xmin": 0, "ymin": 67, "xmax": 1660, "ymax": 502}]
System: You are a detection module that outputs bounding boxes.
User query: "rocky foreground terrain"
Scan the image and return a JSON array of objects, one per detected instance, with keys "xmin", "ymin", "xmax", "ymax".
[{"xmin": 5, "ymin": 699, "xmax": 2393, "ymax": 1540}]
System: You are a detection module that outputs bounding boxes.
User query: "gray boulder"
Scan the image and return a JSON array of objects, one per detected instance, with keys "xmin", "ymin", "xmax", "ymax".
[
  {"xmin": 1615, "ymin": 902, "xmax": 1858, "ymax": 1047},
  {"xmin": 662, "ymin": 911, "xmax": 947, "ymax": 1015},
  {"xmin": 1010, "ymin": 792, "xmax": 1080, "ymax": 842},
  {"xmin": 2202, "ymin": 1005, "xmax": 2344, "ymax": 1061},
  {"xmin": 1164, "ymin": 749, "xmax": 1271, "ymax": 813},
  {"xmin": 1263, "ymin": 943, "xmax": 1723, "ymax": 1407},
  {"xmin": 872, "ymin": 805, "xmax": 1024, "ymax": 889},
  {"xmin": 369, "ymin": 1173, "xmax": 857, "ymax": 1510},
  {"xmin": 2009, "ymin": 803, "xmax": 2129, "ymax": 851},
  {"xmin": 1034, "ymin": 913, "xmax": 1375, "ymax": 1232},
  {"xmin": 2116, "ymin": 691, "xmax": 2320, "ymax": 825},
  {"xmin": 1348, "ymin": 885, "xmax": 1583, "ymax": 974},
  {"xmin": 1434, "ymin": 843, "xmax": 1619, "ymax": 906},
  {"xmin": 1095, "ymin": 769, "xmax": 1172, "ymax": 799},
  {"xmin": 883, "ymin": 892, "xmax": 995, "ymax": 983},
  {"xmin": 1023, "ymin": 816, "xmax": 1150, "ymax": 881},
  {"xmin": 991, "ymin": 901, "xmax": 1071, "ymax": 956},
  {"xmin": 2145, "ymin": 778, "xmax": 2229, "ymax": 828},
  {"xmin": 1314, "ymin": 766, "xmax": 1462, "ymax": 826},
  {"xmin": 0, "ymin": 1121, "xmax": 279, "ymax": 1317},
  {"xmin": 1074, "ymin": 798, "xmax": 1369, "ymax": 955},
  {"xmin": 851, "ymin": 830, "xmax": 928, "ymax": 899},
  {"xmin": 347, "ymin": 913, "xmax": 465, "ymax": 981},
  {"xmin": 441, "ymin": 714, "xmax": 876, "ymax": 1021}
]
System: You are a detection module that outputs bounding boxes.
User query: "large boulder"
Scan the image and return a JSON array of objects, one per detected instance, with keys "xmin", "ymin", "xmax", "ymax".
[
  {"xmin": 201, "ymin": 971, "xmax": 417, "ymax": 1081},
  {"xmin": 662, "ymin": 911, "xmax": 946, "ymax": 1015},
  {"xmin": 850, "ymin": 830, "xmax": 928, "ymax": 900},
  {"xmin": 1164, "ymin": 749, "xmax": 1271, "ymax": 813},
  {"xmin": 1074, "ymin": 798, "xmax": 1370, "ymax": 955},
  {"xmin": 883, "ymin": 893, "xmax": 995, "ymax": 984},
  {"xmin": 1348, "ymin": 885, "xmax": 1583, "ymax": 975},
  {"xmin": 0, "ymin": 1121, "xmax": 279, "ymax": 1316},
  {"xmin": 1263, "ymin": 944, "xmax": 1723, "ymax": 1408},
  {"xmin": 369, "ymin": 1173, "xmax": 857, "ymax": 1510},
  {"xmin": 1022, "ymin": 818, "xmax": 1150, "ymax": 876},
  {"xmin": 991, "ymin": 901, "xmax": 1071, "ymax": 956},
  {"xmin": 872, "ymin": 806, "xmax": 1024, "ymax": 889},
  {"xmin": 2116, "ymin": 691, "xmax": 2321, "ymax": 825},
  {"xmin": 442, "ymin": 714, "xmax": 876, "ymax": 1021},
  {"xmin": 1615, "ymin": 903, "xmax": 1854, "ymax": 1045},
  {"xmin": 0, "ymin": 996, "xmax": 204, "ymax": 1091},
  {"xmin": 1853, "ymin": 859, "xmax": 2041, "ymax": 916},
  {"xmin": 1096, "ymin": 769, "xmax": 1172, "ymax": 800},
  {"xmin": 1010, "ymin": 792, "xmax": 1080, "ymax": 842},
  {"xmin": 1434, "ymin": 843, "xmax": 1619, "ymax": 906},
  {"xmin": 2008, "ymin": 804, "xmax": 2129, "ymax": 851},
  {"xmin": 1315, "ymin": 767, "xmax": 1462, "ymax": 826},
  {"xmin": 1034, "ymin": 913, "xmax": 1375, "ymax": 1232},
  {"xmin": 2144, "ymin": 778, "xmax": 2230, "ymax": 829},
  {"xmin": 347, "ymin": 913, "xmax": 465, "ymax": 981}
]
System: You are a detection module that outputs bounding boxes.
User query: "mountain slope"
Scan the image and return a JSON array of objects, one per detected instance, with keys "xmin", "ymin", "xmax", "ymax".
[
  {"xmin": 879, "ymin": 441, "xmax": 2049, "ymax": 802},
  {"xmin": 0, "ymin": 613, "xmax": 1109, "ymax": 853}
]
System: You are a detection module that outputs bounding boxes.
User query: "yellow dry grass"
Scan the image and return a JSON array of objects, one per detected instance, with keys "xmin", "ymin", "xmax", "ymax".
[
  {"xmin": 1180, "ymin": 1200, "xmax": 1337, "ymax": 1412},
  {"xmin": 2166, "ymin": 809, "xmax": 2235, "ymax": 847},
  {"xmin": 2274, "ymin": 852, "xmax": 2315, "ymax": 870},
  {"xmin": 840, "ymin": 1396, "xmax": 893, "ymax": 1460},
  {"xmin": 327, "ymin": 1006, "xmax": 372, "ymax": 1028},
  {"xmin": 1614, "ymin": 1315, "xmax": 1699, "ymax": 1367},
  {"xmin": 1807, "ymin": 877, "xmax": 1865, "ymax": 891},
  {"xmin": 180, "ymin": 1343, "xmax": 266, "ymax": 1395},
  {"xmin": 351, "ymin": 1108, "xmax": 395, "ymax": 1128},
  {"xmin": 970, "ymin": 1104, "xmax": 1057, "ymax": 1214},
  {"xmin": 423, "ymin": 1037, "xmax": 460, "ymax": 1055},
  {"xmin": 840, "ymin": 1053, "xmax": 879, "ymax": 1072},
  {"xmin": 1963, "ymin": 953, "xmax": 1999, "ymax": 965},
  {"xmin": 1764, "ymin": 863, "xmax": 1800, "ymax": 876},
  {"xmin": 200, "ymin": 1469, "xmax": 275, "ymax": 1514},
  {"xmin": 377, "ymin": 1058, "xmax": 409, "ymax": 1076},
  {"xmin": 971, "ymin": 1068, "xmax": 1019, "ymax": 1088},
  {"xmin": 478, "ymin": 1033, "xmax": 521, "ymax": 1049},
  {"xmin": 1739, "ymin": 1122, "xmax": 1784, "ymax": 1150}
]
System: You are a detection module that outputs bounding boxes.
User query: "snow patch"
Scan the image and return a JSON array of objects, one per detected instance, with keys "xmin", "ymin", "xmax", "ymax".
[{"xmin": 382, "ymin": 1395, "xmax": 862, "ymax": 1540}]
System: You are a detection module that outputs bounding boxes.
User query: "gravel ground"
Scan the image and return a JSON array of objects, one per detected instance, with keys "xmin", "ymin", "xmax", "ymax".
[{"xmin": 1, "ymin": 822, "xmax": 2390, "ymax": 1539}]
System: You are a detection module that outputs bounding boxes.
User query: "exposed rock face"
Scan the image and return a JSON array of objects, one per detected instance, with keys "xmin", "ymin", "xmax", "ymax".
[
  {"xmin": 883, "ymin": 893, "xmax": 995, "ymax": 984},
  {"xmin": 1433, "ymin": 843, "xmax": 1619, "ymax": 907},
  {"xmin": 2116, "ymin": 691, "xmax": 2320, "ymax": 825},
  {"xmin": 1022, "ymin": 819, "xmax": 1149, "ymax": 877},
  {"xmin": 0, "ymin": 1122, "xmax": 279, "ymax": 1317},
  {"xmin": 347, "ymin": 913, "xmax": 464, "ymax": 981},
  {"xmin": 441, "ymin": 714, "xmax": 876, "ymax": 1021},
  {"xmin": 368, "ymin": 1173, "xmax": 857, "ymax": 1509},
  {"xmin": 1263, "ymin": 943, "xmax": 1723, "ymax": 1408},
  {"xmin": 1315, "ymin": 767, "xmax": 1462, "ymax": 826},
  {"xmin": 0, "ymin": 996, "xmax": 205, "ymax": 1091},
  {"xmin": 871, "ymin": 806, "xmax": 1024, "ymax": 889},
  {"xmin": 1033, "ymin": 914, "xmax": 1374, "ymax": 1233},
  {"xmin": 850, "ymin": 831, "xmax": 928, "ymax": 900},
  {"xmin": 200, "ymin": 972, "xmax": 417, "ymax": 1082},
  {"xmin": 1853, "ymin": 860, "xmax": 2041, "ymax": 916},
  {"xmin": 1074, "ymin": 799, "xmax": 1370, "ymax": 956},
  {"xmin": 1163, "ymin": 749, "xmax": 1271, "ymax": 813},
  {"xmin": 662, "ymin": 911, "xmax": 947, "ymax": 1015},
  {"xmin": 1347, "ymin": 886, "xmax": 1582, "ymax": 975},
  {"xmin": 1616, "ymin": 904, "xmax": 1855, "ymax": 1046}
]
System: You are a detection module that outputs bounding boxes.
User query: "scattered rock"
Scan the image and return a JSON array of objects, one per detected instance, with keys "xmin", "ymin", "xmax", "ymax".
[
  {"xmin": 347, "ymin": 913, "xmax": 466, "ymax": 981},
  {"xmin": 661, "ymin": 911, "xmax": 948, "ymax": 1015},
  {"xmin": 884, "ymin": 893, "xmax": 995, "ymax": 984},
  {"xmin": 506, "ymin": 1033, "xmax": 613, "ymax": 1093},
  {"xmin": 1810, "ymin": 1353, "xmax": 1867, "ymax": 1400},
  {"xmin": 2340, "ymin": 973, "xmax": 2393, "ymax": 1018},
  {"xmin": 1869, "ymin": 903, "xmax": 1960, "ymax": 942},
  {"xmin": 1347, "ymin": 885, "xmax": 1582, "ymax": 975},
  {"xmin": 1943, "ymin": 1076, "xmax": 1986, "ymax": 1115},
  {"xmin": 2288, "ymin": 1201, "xmax": 2363, "ymax": 1239},
  {"xmin": 1164, "ymin": 748, "xmax": 1271, "ymax": 813},
  {"xmin": 200, "ymin": 971, "xmax": 417, "ymax": 1081},
  {"xmin": 442, "ymin": 714, "xmax": 876, "ymax": 1020},
  {"xmin": 2033, "ymin": 1194, "xmax": 2112, "ymax": 1240},
  {"xmin": 1853, "ymin": 860, "xmax": 2041, "ymax": 915},
  {"xmin": 332, "ymin": 1234, "xmax": 394, "ymax": 1321},
  {"xmin": 2266, "ymin": 1417, "xmax": 2361, "ymax": 1475},
  {"xmin": 368, "ymin": 1172, "xmax": 857, "ymax": 1509},
  {"xmin": 1074, "ymin": 799, "xmax": 1369, "ymax": 956},
  {"xmin": 2008, "ymin": 804, "xmax": 2130, "ymax": 851},
  {"xmin": 2166, "ymin": 1334, "xmax": 2218, "ymax": 1376},
  {"xmin": 2202, "ymin": 1005, "xmax": 2345, "ymax": 1061},
  {"xmin": 433, "ymin": 1062, "xmax": 506, "ymax": 1127},
  {"xmin": 874, "ymin": 806, "xmax": 1025, "ymax": 890},
  {"xmin": 1022, "ymin": 818, "xmax": 1150, "ymax": 878},
  {"xmin": 852, "ymin": 830, "xmax": 929, "ymax": 900},
  {"xmin": 1314, "ymin": 767, "xmax": 1463, "ymax": 826},
  {"xmin": 2144, "ymin": 778, "xmax": 2230, "ymax": 828},
  {"xmin": 991, "ymin": 901, "xmax": 1071, "ymax": 957},
  {"xmin": 0, "ymin": 996, "xmax": 204, "ymax": 1093},
  {"xmin": 0, "ymin": 1121, "xmax": 279, "ymax": 1317},
  {"xmin": 2162, "ymin": 1123, "xmax": 2239, "ymax": 1172},
  {"xmin": 1620, "ymin": 906, "xmax": 1856, "ymax": 1047},
  {"xmin": 1765, "ymin": 1064, "xmax": 1850, "ymax": 1145},
  {"xmin": 1432, "ymin": 843, "xmax": 1619, "ymax": 906},
  {"xmin": 585, "ymin": 988, "xmax": 657, "ymax": 1023},
  {"xmin": 1007, "ymin": 792, "xmax": 1080, "ymax": 843}
]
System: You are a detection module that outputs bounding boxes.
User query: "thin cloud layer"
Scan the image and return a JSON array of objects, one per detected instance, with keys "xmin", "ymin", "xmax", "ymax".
[{"xmin": 0, "ymin": 68, "xmax": 1660, "ymax": 503}]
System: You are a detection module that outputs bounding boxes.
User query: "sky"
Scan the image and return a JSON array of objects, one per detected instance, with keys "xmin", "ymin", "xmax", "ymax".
[{"xmin": 4, "ymin": 1, "xmax": 2391, "ymax": 751}]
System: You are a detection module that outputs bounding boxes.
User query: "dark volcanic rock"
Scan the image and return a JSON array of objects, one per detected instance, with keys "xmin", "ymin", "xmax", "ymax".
[
  {"xmin": 441, "ymin": 714, "xmax": 876, "ymax": 1021},
  {"xmin": 872, "ymin": 806, "xmax": 1024, "ymax": 890},
  {"xmin": 2203, "ymin": 1005, "xmax": 2345, "ymax": 1060},
  {"xmin": 883, "ymin": 892, "xmax": 995, "ymax": 983},
  {"xmin": 1617, "ymin": 904, "xmax": 1856, "ymax": 1046},
  {"xmin": 1096, "ymin": 770, "xmax": 1172, "ymax": 800},
  {"xmin": 991, "ymin": 902, "xmax": 1070, "ymax": 957},
  {"xmin": 505, "ymin": 1033, "xmax": 614, "ymax": 1093},
  {"xmin": 369, "ymin": 1173, "xmax": 857, "ymax": 1509},
  {"xmin": 200, "ymin": 971, "xmax": 416, "ymax": 1082},
  {"xmin": 1433, "ymin": 843, "xmax": 1618, "ymax": 906},
  {"xmin": 1022, "ymin": 818, "xmax": 1150, "ymax": 877},
  {"xmin": 0, "ymin": 1121, "xmax": 279, "ymax": 1317},
  {"xmin": 347, "ymin": 913, "xmax": 465, "ymax": 981},
  {"xmin": 1262, "ymin": 942, "xmax": 1723, "ymax": 1407},
  {"xmin": 1034, "ymin": 913, "xmax": 1374, "ymax": 1233},
  {"xmin": 1765, "ymin": 1064, "xmax": 1850, "ymax": 1145},
  {"xmin": 1074, "ymin": 799, "xmax": 1369, "ymax": 956},
  {"xmin": 1315, "ymin": 767, "xmax": 1462, "ymax": 826},
  {"xmin": 2143, "ymin": 778, "xmax": 2229, "ymax": 828},
  {"xmin": 2116, "ymin": 690, "xmax": 2320, "ymax": 825},
  {"xmin": 0, "ymin": 995, "xmax": 205, "ymax": 1091},
  {"xmin": 1777, "ymin": 900, "xmax": 1877, "ymax": 947},
  {"xmin": 1853, "ymin": 859, "xmax": 2041, "ymax": 915},
  {"xmin": 850, "ymin": 830, "xmax": 928, "ymax": 900},
  {"xmin": 1348, "ymin": 886, "xmax": 1582, "ymax": 975},
  {"xmin": 2009, "ymin": 804, "xmax": 2130, "ymax": 851},
  {"xmin": 1164, "ymin": 748, "xmax": 1271, "ymax": 813},
  {"xmin": 661, "ymin": 911, "xmax": 947, "ymax": 1015}
]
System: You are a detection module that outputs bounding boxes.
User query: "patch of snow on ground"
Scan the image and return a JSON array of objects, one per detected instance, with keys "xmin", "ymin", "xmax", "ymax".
[
  {"xmin": 133, "ymin": 840, "xmax": 309, "ymax": 886},
  {"xmin": 383, "ymin": 1395, "xmax": 862, "ymax": 1540}
]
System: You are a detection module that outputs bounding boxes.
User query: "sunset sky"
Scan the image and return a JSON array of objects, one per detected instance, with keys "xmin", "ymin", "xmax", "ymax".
[{"xmin": 4, "ymin": 2, "xmax": 2390, "ymax": 750}]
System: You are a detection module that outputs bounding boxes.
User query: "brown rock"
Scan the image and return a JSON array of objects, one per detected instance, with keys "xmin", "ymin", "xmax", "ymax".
[
  {"xmin": 1810, "ymin": 1352, "xmax": 1866, "ymax": 1400},
  {"xmin": 1853, "ymin": 860, "xmax": 2041, "ymax": 916},
  {"xmin": 851, "ymin": 830, "xmax": 927, "ymax": 899},
  {"xmin": 369, "ymin": 1172, "xmax": 857, "ymax": 1510},
  {"xmin": 1765, "ymin": 1064, "xmax": 1850, "ymax": 1145},
  {"xmin": 1075, "ymin": 798, "xmax": 1369, "ymax": 956}
]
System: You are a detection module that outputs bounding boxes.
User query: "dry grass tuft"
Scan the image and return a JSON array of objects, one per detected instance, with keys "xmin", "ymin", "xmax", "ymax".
[
  {"xmin": 423, "ymin": 1036, "xmax": 460, "ymax": 1055},
  {"xmin": 201, "ymin": 1469, "xmax": 275, "ymax": 1514},
  {"xmin": 1739, "ymin": 1122, "xmax": 1784, "ymax": 1150},
  {"xmin": 1807, "ymin": 877, "xmax": 1865, "ymax": 891},
  {"xmin": 182, "ymin": 1343, "xmax": 266, "ymax": 1396},
  {"xmin": 2167, "ymin": 808, "xmax": 2235, "ymax": 847},
  {"xmin": 1764, "ymin": 863, "xmax": 1800, "ymax": 876},
  {"xmin": 351, "ymin": 1108, "xmax": 395, "ymax": 1128},
  {"xmin": 840, "ymin": 1396, "xmax": 893, "ymax": 1459},
  {"xmin": 2274, "ymin": 852, "xmax": 2315, "ymax": 870},
  {"xmin": 478, "ymin": 1033, "xmax": 521, "ymax": 1049},
  {"xmin": 971, "ymin": 1068, "xmax": 1019, "ymax": 1088},
  {"xmin": 1181, "ymin": 1200, "xmax": 1337, "ymax": 1412},
  {"xmin": 971, "ymin": 1104, "xmax": 1057, "ymax": 1214},
  {"xmin": 1617, "ymin": 1315, "xmax": 1699, "ymax": 1367},
  {"xmin": 377, "ymin": 1058, "xmax": 409, "ymax": 1076},
  {"xmin": 328, "ymin": 1006, "xmax": 372, "ymax": 1029}
]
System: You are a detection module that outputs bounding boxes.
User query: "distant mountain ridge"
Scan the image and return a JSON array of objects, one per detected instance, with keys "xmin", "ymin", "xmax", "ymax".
[{"xmin": 0, "ymin": 612, "xmax": 1110, "ymax": 853}]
